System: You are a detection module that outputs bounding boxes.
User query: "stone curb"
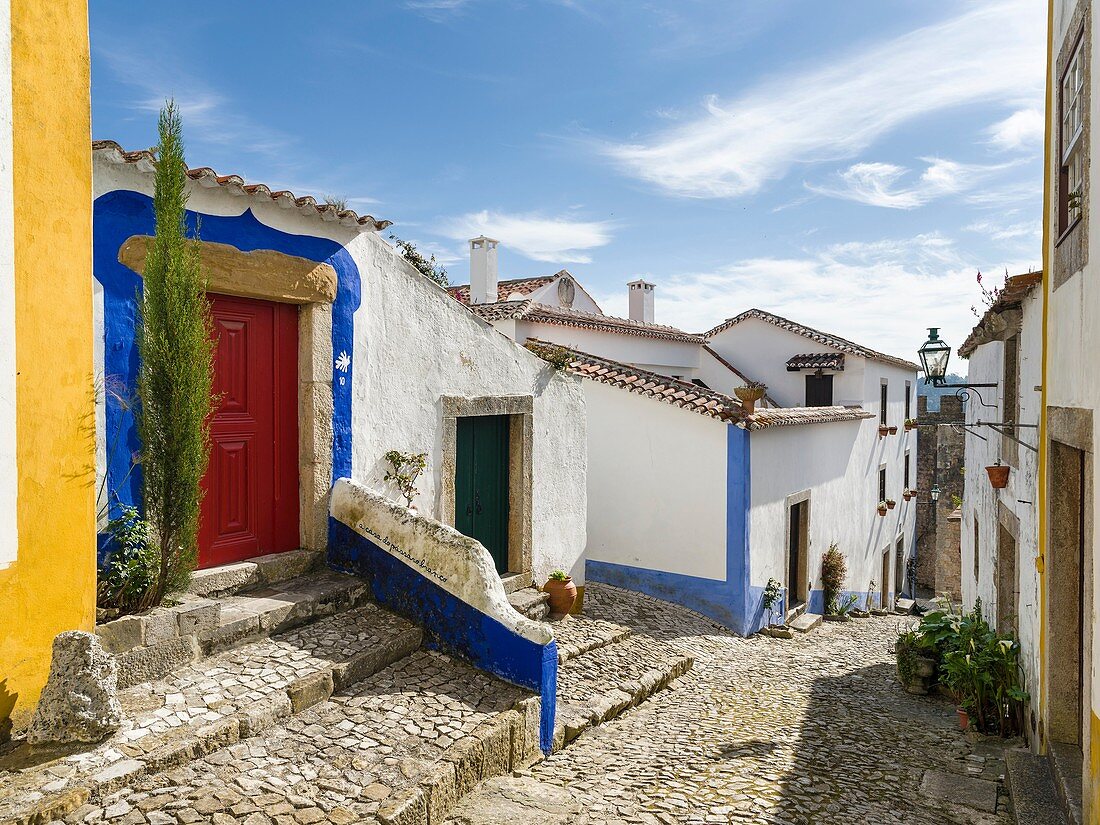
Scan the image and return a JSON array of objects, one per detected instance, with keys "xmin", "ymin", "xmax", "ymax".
[{"xmin": 6, "ymin": 623, "xmax": 423, "ymax": 825}]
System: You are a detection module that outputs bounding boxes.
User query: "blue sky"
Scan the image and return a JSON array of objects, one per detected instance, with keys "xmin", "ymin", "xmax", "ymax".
[{"xmin": 90, "ymin": 0, "xmax": 1044, "ymax": 361}]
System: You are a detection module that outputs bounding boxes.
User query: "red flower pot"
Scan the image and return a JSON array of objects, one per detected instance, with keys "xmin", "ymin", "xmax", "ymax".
[
  {"xmin": 878, "ymin": 426, "xmax": 889, "ymax": 438},
  {"xmin": 545, "ymin": 576, "xmax": 578, "ymax": 615},
  {"xmin": 986, "ymin": 464, "xmax": 1010, "ymax": 489},
  {"xmin": 957, "ymin": 707, "xmax": 969, "ymax": 731}
]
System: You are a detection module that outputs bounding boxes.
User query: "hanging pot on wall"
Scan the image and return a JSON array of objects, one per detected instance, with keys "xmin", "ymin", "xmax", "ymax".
[{"xmin": 986, "ymin": 463, "xmax": 1010, "ymax": 489}]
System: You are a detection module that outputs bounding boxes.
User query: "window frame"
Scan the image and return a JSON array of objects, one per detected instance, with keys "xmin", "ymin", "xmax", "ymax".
[
  {"xmin": 1059, "ymin": 32, "xmax": 1086, "ymax": 236},
  {"xmin": 805, "ymin": 372, "xmax": 834, "ymax": 407},
  {"xmin": 880, "ymin": 381, "xmax": 888, "ymax": 425}
]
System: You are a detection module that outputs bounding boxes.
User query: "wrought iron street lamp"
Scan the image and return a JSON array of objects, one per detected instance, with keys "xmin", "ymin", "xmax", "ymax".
[
  {"xmin": 918, "ymin": 328, "xmax": 952, "ymax": 386},
  {"xmin": 930, "ymin": 484, "xmax": 940, "ymax": 502}
]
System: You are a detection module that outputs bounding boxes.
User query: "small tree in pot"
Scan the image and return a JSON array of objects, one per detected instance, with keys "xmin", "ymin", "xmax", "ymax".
[{"xmin": 821, "ymin": 544, "xmax": 847, "ymax": 617}]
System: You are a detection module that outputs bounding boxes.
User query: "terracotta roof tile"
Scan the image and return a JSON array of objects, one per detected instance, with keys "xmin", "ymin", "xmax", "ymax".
[
  {"xmin": 525, "ymin": 340, "xmax": 874, "ymax": 430},
  {"xmin": 958, "ymin": 270, "xmax": 1043, "ymax": 358},
  {"xmin": 475, "ymin": 300, "xmax": 704, "ymax": 343},
  {"xmin": 786, "ymin": 353, "xmax": 846, "ymax": 371},
  {"xmin": 703, "ymin": 309, "xmax": 919, "ymax": 371},
  {"xmin": 448, "ymin": 276, "xmax": 556, "ymax": 304},
  {"xmin": 93, "ymin": 139, "xmax": 391, "ymax": 232}
]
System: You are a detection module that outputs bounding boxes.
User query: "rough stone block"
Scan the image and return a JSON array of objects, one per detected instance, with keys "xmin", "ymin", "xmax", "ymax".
[
  {"xmin": 187, "ymin": 561, "xmax": 260, "ymax": 597},
  {"xmin": 287, "ymin": 670, "xmax": 334, "ymax": 713},
  {"xmin": 250, "ymin": 595, "xmax": 303, "ymax": 632},
  {"xmin": 95, "ymin": 615, "xmax": 145, "ymax": 655},
  {"xmin": 420, "ymin": 760, "xmax": 458, "ymax": 825},
  {"xmin": 332, "ymin": 626, "xmax": 422, "ymax": 691},
  {"xmin": 236, "ymin": 693, "xmax": 292, "ymax": 738},
  {"xmin": 172, "ymin": 599, "xmax": 220, "ymax": 641},
  {"xmin": 481, "ymin": 712, "xmax": 517, "ymax": 778},
  {"xmin": 27, "ymin": 632, "xmax": 122, "ymax": 745},
  {"xmin": 205, "ymin": 607, "xmax": 261, "ymax": 652},
  {"xmin": 116, "ymin": 636, "xmax": 200, "ymax": 689},
  {"xmin": 90, "ymin": 758, "xmax": 144, "ymax": 794},
  {"xmin": 442, "ymin": 735, "xmax": 486, "ymax": 798},
  {"xmin": 376, "ymin": 786, "xmax": 427, "ymax": 825},
  {"xmin": 919, "ymin": 770, "xmax": 999, "ymax": 813},
  {"xmin": 24, "ymin": 786, "xmax": 92, "ymax": 825},
  {"xmin": 511, "ymin": 697, "xmax": 543, "ymax": 768},
  {"xmin": 142, "ymin": 608, "xmax": 180, "ymax": 646},
  {"xmin": 253, "ymin": 549, "xmax": 320, "ymax": 585}
]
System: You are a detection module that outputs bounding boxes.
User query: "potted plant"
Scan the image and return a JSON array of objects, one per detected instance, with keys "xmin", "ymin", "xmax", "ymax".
[
  {"xmin": 821, "ymin": 544, "xmax": 848, "ymax": 620},
  {"xmin": 986, "ymin": 461, "xmax": 1010, "ymax": 489},
  {"xmin": 888, "ymin": 425, "xmax": 899, "ymax": 435},
  {"xmin": 760, "ymin": 577, "xmax": 791, "ymax": 638},
  {"xmin": 878, "ymin": 424, "xmax": 889, "ymax": 438},
  {"xmin": 904, "ymin": 418, "xmax": 918, "ymax": 431},
  {"xmin": 895, "ymin": 629, "xmax": 937, "ymax": 694},
  {"xmin": 886, "ymin": 498, "xmax": 897, "ymax": 510},
  {"xmin": 544, "ymin": 570, "xmax": 578, "ymax": 616},
  {"xmin": 734, "ymin": 381, "xmax": 767, "ymax": 415},
  {"xmin": 877, "ymin": 501, "xmax": 888, "ymax": 516},
  {"xmin": 902, "ymin": 488, "xmax": 914, "ymax": 502}
]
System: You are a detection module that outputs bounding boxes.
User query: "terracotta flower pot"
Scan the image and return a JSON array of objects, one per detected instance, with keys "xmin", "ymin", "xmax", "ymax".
[
  {"xmin": 878, "ymin": 425, "xmax": 889, "ymax": 438},
  {"xmin": 544, "ymin": 576, "xmax": 578, "ymax": 615},
  {"xmin": 888, "ymin": 426, "xmax": 898, "ymax": 435},
  {"xmin": 734, "ymin": 385, "xmax": 766, "ymax": 415},
  {"xmin": 986, "ymin": 464, "xmax": 1010, "ymax": 489},
  {"xmin": 905, "ymin": 420, "xmax": 917, "ymax": 431},
  {"xmin": 877, "ymin": 504, "xmax": 887, "ymax": 516},
  {"xmin": 903, "ymin": 491, "xmax": 913, "ymax": 502},
  {"xmin": 886, "ymin": 499, "xmax": 896, "ymax": 510},
  {"xmin": 957, "ymin": 707, "xmax": 969, "ymax": 731}
]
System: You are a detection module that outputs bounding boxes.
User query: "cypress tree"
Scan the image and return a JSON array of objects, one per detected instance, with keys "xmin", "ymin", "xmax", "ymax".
[{"xmin": 136, "ymin": 100, "xmax": 215, "ymax": 605}]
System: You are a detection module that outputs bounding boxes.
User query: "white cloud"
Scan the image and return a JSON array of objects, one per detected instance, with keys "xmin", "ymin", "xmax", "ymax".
[
  {"xmin": 593, "ymin": 233, "xmax": 1037, "ymax": 358},
  {"xmin": 437, "ymin": 210, "xmax": 615, "ymax": 263},
  {"xmin": 809, "ymin": 158, "xmax": 1011, "ymax": 209},
  {"xmin": 964, "ymin": 219, "xmax": 1041, "ymax": 243},
  {"xmin": 599, "ymin": 0, "xmax": 1044, "ymax": 198},
  {"xmin": 987, "ymin": 108, "xmax": 1044, "ymax": 151}
]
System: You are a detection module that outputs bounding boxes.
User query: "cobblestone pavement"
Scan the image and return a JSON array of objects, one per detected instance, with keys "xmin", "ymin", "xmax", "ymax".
[{"xmin": 450, "ymin": 584, "xmax": 1015, "ymax": 825}]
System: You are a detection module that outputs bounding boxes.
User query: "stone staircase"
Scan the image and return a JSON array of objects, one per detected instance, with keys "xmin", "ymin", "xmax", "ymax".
[
  {"xmin": 0, "ymin": 565, "xmax": 691, "ymax": 825},
  {"xmin": 1005, "ymin": 748, "xmax": 1075, "ymax": 825}
]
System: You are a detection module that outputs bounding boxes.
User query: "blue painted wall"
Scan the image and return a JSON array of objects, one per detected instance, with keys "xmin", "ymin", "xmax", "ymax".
[
  {"xmin": 586, "ymin": 424, "xmax": 765, "ymax": 636},
  {"xmin": 93, "ymin": 192, "xmax": 359, "ymax": 546},
  {"xmin": 329, "ymin": 517, "xmax": 558, "ymax": 753}
]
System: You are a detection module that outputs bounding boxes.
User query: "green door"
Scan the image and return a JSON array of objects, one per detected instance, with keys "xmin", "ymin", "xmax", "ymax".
[{"xmin": 455, "ymin": 415, "xmax": 511, "ymax": 573}]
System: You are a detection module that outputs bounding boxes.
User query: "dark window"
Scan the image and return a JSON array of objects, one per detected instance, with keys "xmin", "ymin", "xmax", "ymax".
[
  {"xmin": 879, "ymin": 467, "xmax": 887, "ymax": 502},
  {"xmin": 1003, "ymin": 335, "xmax": 1020, "ymax": 466},
  {"xmin": 905, "ymin": 381, "xmax": 912, "ymax": 420},
  {"xmin": 974, "ymin": 521, "xmax": 980, "ymax": 580},
  {"xmin": 805, "ymin": 373, "xmax": 833, "ymax": 406},
  {"xmin": 880, "ymin": 382, "xmax": 888, "ymax": 424},
  {"xmin": 904, "ymin": 452, "xmax": 911, "ymax": 489}
]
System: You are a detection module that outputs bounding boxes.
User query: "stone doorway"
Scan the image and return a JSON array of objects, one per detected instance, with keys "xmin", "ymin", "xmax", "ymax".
[
  {"xmin": 895, "ymin": 536, "xmax": 905, "ymax": 599},
  {"xmin": 996, "ymin": 522, "xmax": 1017, "ymax": 635},
  {"xmin": 784, "ymin": 493, "xmax": 810, "ymax": 612},
  {"xmin": 881, "ymin": 549, "xmax": 891, "ymax": 610}
]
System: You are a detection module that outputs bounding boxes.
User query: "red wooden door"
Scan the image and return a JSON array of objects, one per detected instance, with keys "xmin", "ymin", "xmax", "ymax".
[{"xmin": 198, "ymin": 294, "xmax": 300, "ymax": 568}]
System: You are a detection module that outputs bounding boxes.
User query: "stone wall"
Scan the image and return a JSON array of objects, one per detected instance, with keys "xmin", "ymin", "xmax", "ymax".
[{"xmin": 916, "ymin": 395, "xmax": 965, "ymax": 599}]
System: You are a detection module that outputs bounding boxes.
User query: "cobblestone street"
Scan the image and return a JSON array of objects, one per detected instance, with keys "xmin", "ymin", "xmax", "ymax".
[{"xmin": 450, "ymin": 584, "xmax": 1014, "ymax": 825}]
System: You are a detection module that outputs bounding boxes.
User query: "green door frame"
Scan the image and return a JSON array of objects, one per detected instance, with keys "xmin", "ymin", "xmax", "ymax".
[{"xmin": 455, "ymin": 415, "xmax": 511, "ymax": 573}]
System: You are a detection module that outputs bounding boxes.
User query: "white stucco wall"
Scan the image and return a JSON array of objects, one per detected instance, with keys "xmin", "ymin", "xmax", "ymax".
[
  {"xmin": 510, "ymin": 319, "xmax": 702, "ymax": 377},
  {"xmin": 583, "ymin": 379, "xmax": 728, "ymax": 580},
  {"xmin": 523, "ymin": 276, "xmax": 602, "ymax": 314},
  {"xmin": 94, "ymin": 157, "xmax": 589, "ymax": 587},
  {"xmin": 960, "ymin": 290, "xmax": 1042, "ymax": 722},
  {"xmin": 0, "ymin": 2, "xmax": 15, "ymax": 569}
]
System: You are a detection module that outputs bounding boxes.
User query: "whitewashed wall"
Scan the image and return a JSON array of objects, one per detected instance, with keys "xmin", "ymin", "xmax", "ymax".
[
  {"xmin": 583, "ymin": 379, "xmax": 728, "ymax": 581},
  {"xmin": 349, "ymin": 231, "xmax": 588, "ymax": 586}
]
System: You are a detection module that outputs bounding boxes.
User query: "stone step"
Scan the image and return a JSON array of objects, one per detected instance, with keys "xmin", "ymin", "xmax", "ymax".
[
  {"xmin": 100, "ymin": 571, "xmax": 370, "ymax": 691},
  {"xmin": 498, "ymin": 571, "xmax": 532, "ymax": 595},
  {"xmin": 0, "ymin": 602, "xmax": 423, "ymax": 825},
  {"xmin": 789, "ymin": 612, "xmax": 823, "ymax": 633},
  {"xmin": 186, "ymin": 548, "xmax": 323, "ymax": 598},
  {"xmin": 1050, "ymin": 742, "xmax": 1085, "ymax": 825},
  {"xmin": 548, "ymin": 614, "xmax": 632, "ymax": 664},
  {"xmin": 50, "ymin": 650, "xmax": 535, "ymax": 825},
  {"xmin": 1005, "ymin": 749, "xmax": 1072, "ymax": 825},
  {"xmin": 507, "ymin": 587, "xmax": 550, "ymax": 622},
  {"xmin": 554, "ymin": 634, "xmax": 693, "ymax": 744}
]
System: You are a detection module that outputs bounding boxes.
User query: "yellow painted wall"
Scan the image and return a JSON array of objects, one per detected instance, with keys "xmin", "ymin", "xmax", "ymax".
[{"xmin": 0, "ymin": 0, "xmax": 94, "ymax": 737}]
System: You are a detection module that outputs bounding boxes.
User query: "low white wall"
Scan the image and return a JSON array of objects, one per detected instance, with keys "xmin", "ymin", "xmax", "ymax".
[
  {"xmin": 583, "ymin": 379, "xmax": 728, "ymax": 580},
  {"xmin": 349, "ymin": 232, "xmax": 588, "ymax": 586}
]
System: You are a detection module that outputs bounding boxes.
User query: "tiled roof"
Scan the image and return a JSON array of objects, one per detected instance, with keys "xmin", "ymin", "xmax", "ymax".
[
  {"xmin": 448, "ymin": 276, "xmax": 556, "ymax": 304},
  {"xmin": 475, "ymin": 300, "xmax": 705, "ymax": 343},
  {"xmin": 703, "ymin": 309, "xmax": 920, "ymax": 371},
  {"xmin": 786, "ymin": 353, "xmax": 846, "ymax": 371},
  {"xmin": 701, "ymin": 346, "xmax": 780, "ymax": 407},
  {"xmin": 526, "ymin": 340, "xmax": 874, "ymax": 430},
  {"xmin": 959, "ymin": 270, "xmax": 1043, "ymax": 358},
  {"xmin": 92, "ymin": 140, "xmax": 391, "ymax": 232}
]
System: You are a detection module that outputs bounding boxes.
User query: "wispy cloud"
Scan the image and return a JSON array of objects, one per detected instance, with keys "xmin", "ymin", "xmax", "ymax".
[
  {"xmin": 593, "ymin": 233, "xmax": 1036, "ymax": 357},
  {"xmin": 437, "ymin": 210, "xmax": 615, "ymax": 264},
  {"xmin": 598, "ymin": 0, "xmax": 1043, "ymax": 198},
  {"xmin": 964, "ymin": 219, "xmax": 1041, "ymax": 244},
  {"xmin": 987, "ymin": 108, "xmax": 1044, "ymax": 151},
  {"xmin": 808, "ymin": 158, "xmax": 1013, "ymax": 209}
]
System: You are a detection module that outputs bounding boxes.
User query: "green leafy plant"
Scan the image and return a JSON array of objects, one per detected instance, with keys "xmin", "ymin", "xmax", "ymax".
[
  {"xmin": 951, "ymin": 494, "xmax": 963, "ymax": 510},
  {"xmin": 97, "ymin": 506, "xmax": 160, "ymax": 616},
  {"xmin": 835, "ymin": 593, "xmax": 858, "ymax": 616},
  {"xmin": 525, "ymin": 341, "xmax": 574, "ymax": 371},
  {"xmin": 762, "ymin": 577, "xmax": 784, "ymax": 626},
  {"xmin": 548, "ymin": 570, "xmax": 570, "ymax": 582},
  {"xmin": 384, "ymin": 450, "xmax": 428, "ymax": 508},
  {"xmin": 868, "ymin": 580, "xmax": 878, "ymax": 609},
  {"xmin": 390, "ymin": 234, "xmax": 448, "ymax": 287},
  {"xmin": 135, "ymin": 100, "xmax": 217, "ymax": 607},
  {"xmin": 821, "ymin": 544, "xmax": 847, "ymax": 615}
]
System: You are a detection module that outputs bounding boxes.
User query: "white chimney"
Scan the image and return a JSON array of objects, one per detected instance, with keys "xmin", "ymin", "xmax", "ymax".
[
  {"xmin": 469, "ymin": 236, "xmax": 500, "ymax": 305},
  {"xmin": 628, "ymin": 279, "xmax": 655, "ymax": 323}
]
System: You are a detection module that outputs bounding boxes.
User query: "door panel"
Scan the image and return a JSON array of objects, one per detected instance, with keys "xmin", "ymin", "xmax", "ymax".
[
  {"xmin": 454, "ymin": 415, "xmax": 510, "ymax": 573},
  {"xmin": 198, "ymin": 295, "xmax": 299, "ymax": 568}
]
